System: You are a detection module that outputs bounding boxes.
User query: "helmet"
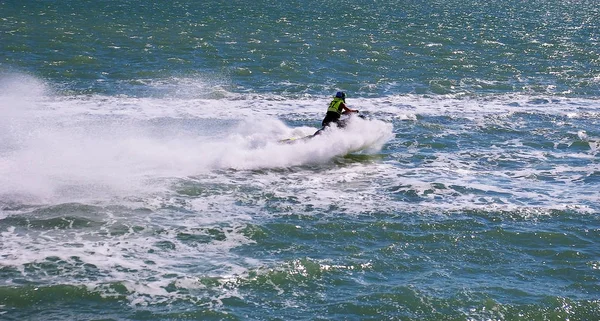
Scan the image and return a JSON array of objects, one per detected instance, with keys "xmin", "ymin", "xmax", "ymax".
[{"xmin": 335, "ymin": 91, "xmax": 346, "ymax": 99}]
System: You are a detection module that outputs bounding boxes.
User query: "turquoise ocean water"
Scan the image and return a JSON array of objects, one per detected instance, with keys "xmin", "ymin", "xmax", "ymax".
[{"xmin": 1, "ymin": 1, "xmax": 599, "ymax": 320}]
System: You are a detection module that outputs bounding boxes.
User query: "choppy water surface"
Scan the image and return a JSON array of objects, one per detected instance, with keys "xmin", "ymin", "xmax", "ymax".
[{"xmin": 1, "ymin": 0, "xmax": 599, "ymax": 320}]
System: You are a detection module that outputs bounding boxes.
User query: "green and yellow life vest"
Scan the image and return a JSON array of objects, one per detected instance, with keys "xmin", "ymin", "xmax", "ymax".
[{"xmin": 327, "ymin": 97, "xmax": 345, "ymax": 115}]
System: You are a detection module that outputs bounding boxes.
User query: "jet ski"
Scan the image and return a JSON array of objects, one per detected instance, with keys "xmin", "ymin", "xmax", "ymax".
[
  {"xmin": 313, "ymin": 111, "xmax": 365, "ymax": 136},
  {"xmin": 279, "ymin": 111, "xmax": 365, "ymax": 144}
]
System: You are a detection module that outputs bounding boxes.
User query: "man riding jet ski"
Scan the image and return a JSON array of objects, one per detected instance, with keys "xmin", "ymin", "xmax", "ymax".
[
  {"xmin": 314, "ymin": 91, "xmax": 361, "ymax": 136},
  {"xmin": 279, "ymin": 91, "xmax": 363, "ymax": 143}
]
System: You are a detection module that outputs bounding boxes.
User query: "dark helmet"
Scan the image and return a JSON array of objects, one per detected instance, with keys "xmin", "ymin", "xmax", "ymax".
[{"xmin": 335, "ymin": 91, "xmax": 346, "ymax": 99}]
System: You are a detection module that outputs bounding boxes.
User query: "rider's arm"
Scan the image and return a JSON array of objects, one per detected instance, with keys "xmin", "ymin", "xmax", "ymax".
[{"xmin": 342, "ymin": 104, "xmax": 358, "ymax": 113}]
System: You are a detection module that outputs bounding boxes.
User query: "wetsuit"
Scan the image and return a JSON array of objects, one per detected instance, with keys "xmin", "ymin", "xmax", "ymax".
[{"xmin": 321, "ymin": 97, "xmax": 346, "ymax": 127}]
